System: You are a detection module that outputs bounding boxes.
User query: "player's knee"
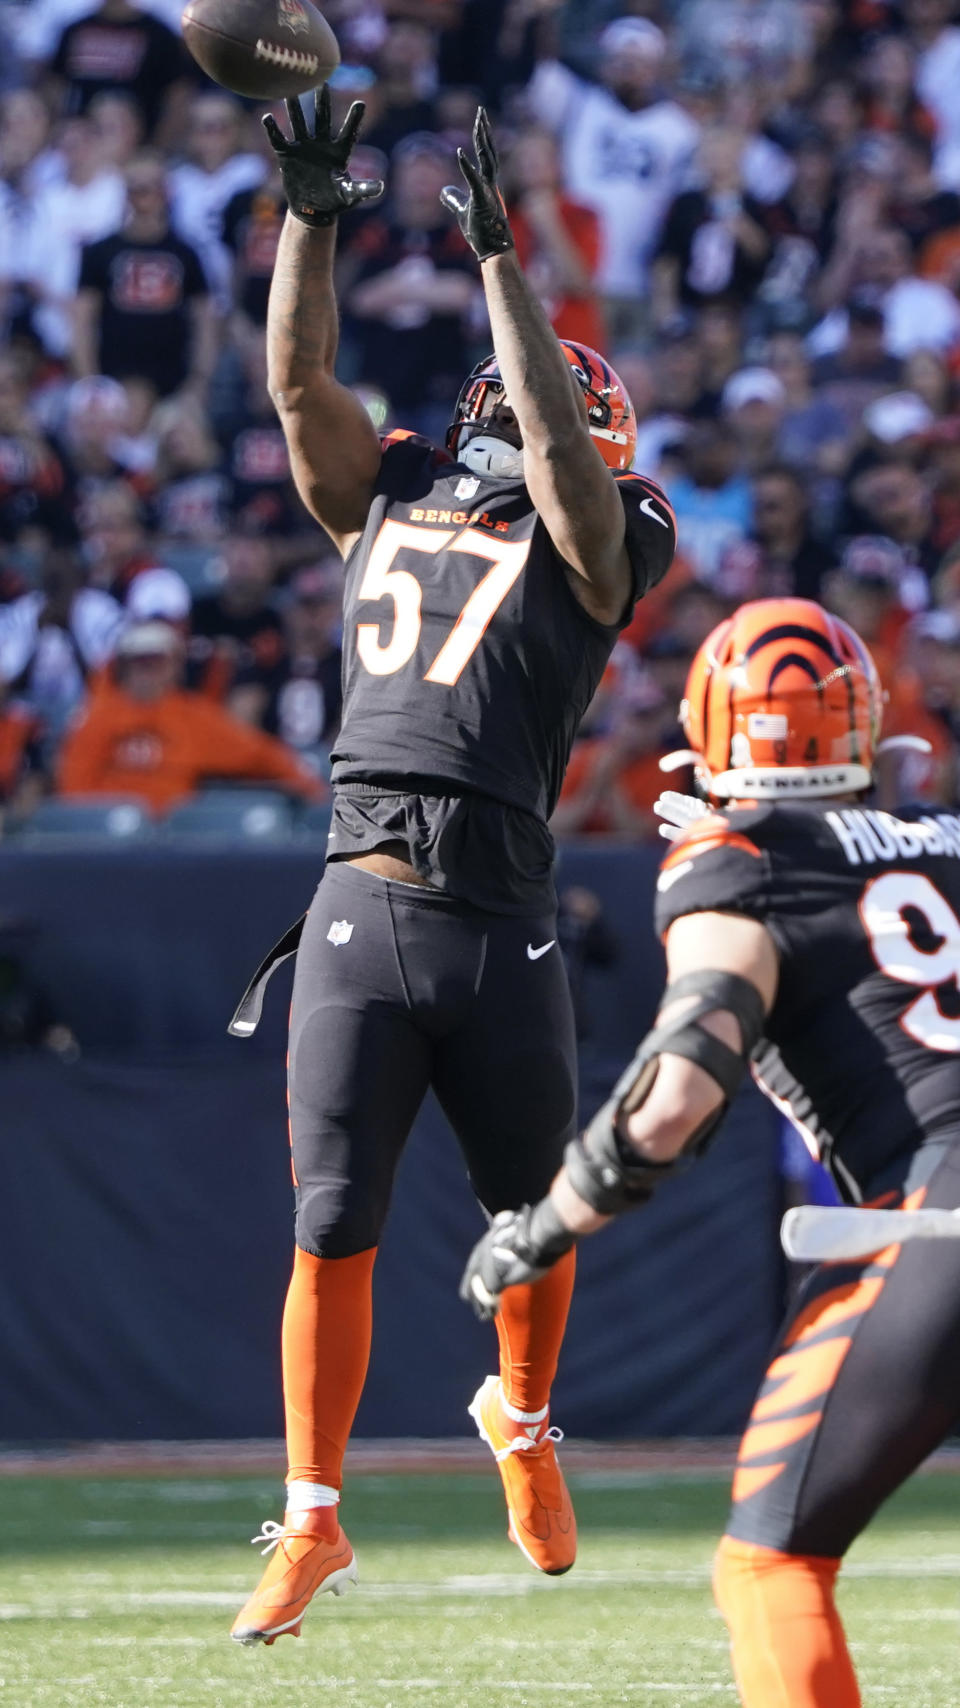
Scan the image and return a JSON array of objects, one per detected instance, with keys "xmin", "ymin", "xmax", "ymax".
[
  {"xmin": 295, "ymin": 1181, "xmax": 386, "ymax": 1259},
  {"xmin": 713, "ymin": 1534, "xmax": 840, "ymax": 1625}
]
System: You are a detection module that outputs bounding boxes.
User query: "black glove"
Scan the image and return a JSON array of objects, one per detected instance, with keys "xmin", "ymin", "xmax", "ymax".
[
  {"xmin": 262, "ymin": 85, "xmax": 383, "ymax": 228},
  {"xmin": 440, "ymin": 106, "xmax": 515, "ymax": 263},
  {"xmin": 460, "ymin": 1201, "xmax": 577, "ymax": 1322}
]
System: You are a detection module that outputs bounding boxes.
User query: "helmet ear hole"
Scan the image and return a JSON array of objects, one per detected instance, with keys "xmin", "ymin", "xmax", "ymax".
[{"xmin": 681, "ymin": 598, "xmax": 883, "ymax": 800}]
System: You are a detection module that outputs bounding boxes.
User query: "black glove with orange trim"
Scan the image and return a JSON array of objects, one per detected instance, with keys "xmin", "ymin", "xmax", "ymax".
[
  {"xmin": 262, "ymin": 85, "xmax": 383, "ymax": 228},
  {"xmin": 440, "ymin": 107, "xmax": 515, "ymax": 262}
]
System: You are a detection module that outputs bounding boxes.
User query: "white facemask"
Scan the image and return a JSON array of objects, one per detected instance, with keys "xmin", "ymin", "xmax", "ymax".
[{"xmin": 458, "ymin": 433, "xmax": 525, "ymax": 480}]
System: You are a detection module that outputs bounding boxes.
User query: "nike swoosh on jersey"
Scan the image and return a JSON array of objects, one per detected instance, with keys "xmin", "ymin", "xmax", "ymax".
[
  {"xmin": 640, "ymin": 495, "xmax": 670, "ymax": 529},
  {"xmin": 526, "ymin": 940, "xmax": 556, "ymax": 960}
]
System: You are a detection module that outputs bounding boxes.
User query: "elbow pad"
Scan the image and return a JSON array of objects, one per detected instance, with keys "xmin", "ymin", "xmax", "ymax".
[{"xmin": 565, "ymin": 971, "xmax": 766, "ymax": 1217}]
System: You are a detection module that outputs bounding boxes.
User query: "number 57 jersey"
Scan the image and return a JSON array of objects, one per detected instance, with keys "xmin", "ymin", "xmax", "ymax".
[
  {"xmin": 331, "ymin": 435, "xmax": 676, "ymax": 826},
  {"xmin": 654, "ymin": 799, "xmax": 960, "ymax": 1201}
]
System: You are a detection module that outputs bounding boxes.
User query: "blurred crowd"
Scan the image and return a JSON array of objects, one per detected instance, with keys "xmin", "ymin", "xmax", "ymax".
[{"xmin": 1, "ymin": 0, "xmax": 960, "ymax": 837}]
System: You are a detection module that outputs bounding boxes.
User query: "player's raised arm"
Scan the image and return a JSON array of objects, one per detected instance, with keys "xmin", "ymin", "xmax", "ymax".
[
  {"xmin": 460, "ymin": 909, "xmax": 778, "ymax": 1320},
  {"xmin": 441, "ymin": 110, "xmax": 668, "ymax": 626},
  {"xmin": 263, "ymin": 87, "xmax": 384, "ymax": 555}
]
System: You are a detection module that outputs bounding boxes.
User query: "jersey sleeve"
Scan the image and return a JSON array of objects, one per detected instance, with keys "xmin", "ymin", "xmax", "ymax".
[
  {"xmin": 615, "ymin": 472, "xmax": 678, "ymax": 605},
  {"xmin": 653, "ymin": 810, "xmax": 771, "ymax": 940}
]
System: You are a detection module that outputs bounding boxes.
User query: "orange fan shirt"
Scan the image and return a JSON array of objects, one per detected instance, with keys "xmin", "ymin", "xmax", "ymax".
[{"xmin": 57, "ymin": 683, "xmax": 324, "ymax": 813}]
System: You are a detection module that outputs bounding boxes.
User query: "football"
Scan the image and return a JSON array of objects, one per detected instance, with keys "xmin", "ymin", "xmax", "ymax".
[{"xmin": 181, "ymin": 0, "xmax": 340, "ymax": 100}]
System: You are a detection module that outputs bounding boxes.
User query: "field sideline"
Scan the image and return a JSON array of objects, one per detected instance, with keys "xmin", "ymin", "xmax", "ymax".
[{"xmin": 1, "ymin": 1446, "xmax": 958, "ymax": 1707}]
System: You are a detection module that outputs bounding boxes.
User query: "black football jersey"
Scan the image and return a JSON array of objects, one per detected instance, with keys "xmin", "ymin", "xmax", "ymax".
[
  {"xmin": 655, "ymin": 800, "xmax": 960, "ymax": 1200},
  {"xmin": 328, "ymin": 433, "xmax": 676, "ymax": 911}
]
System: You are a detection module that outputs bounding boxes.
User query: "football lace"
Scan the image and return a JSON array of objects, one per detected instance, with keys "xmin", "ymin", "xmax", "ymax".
[{"xmin": 254, "ymin": 38, "xmax": 320, "ymax": 71}]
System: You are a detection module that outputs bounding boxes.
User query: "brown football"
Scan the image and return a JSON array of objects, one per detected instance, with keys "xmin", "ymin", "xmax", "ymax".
[{"xmin": 181, "ymin": 0, "xmax": 340, "ymax": 100}]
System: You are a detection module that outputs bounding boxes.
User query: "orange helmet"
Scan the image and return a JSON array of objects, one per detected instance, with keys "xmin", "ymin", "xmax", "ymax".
[
  {"xmin": 679, "ymin": 598, "xmax": 884, "ymax": 801},
  {"xmin": 446, "ymin": 341, "xmax": 637, "ymax": 471}
]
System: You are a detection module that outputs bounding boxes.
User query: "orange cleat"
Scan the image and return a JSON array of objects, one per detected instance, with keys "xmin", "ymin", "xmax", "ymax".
[
  {"xmin": 468, "ymin": 1375, "xmax": 576, "ymax": 1576},
  {"xmin": 230, "ymin": 1506, "xmax": 358, "ymax": 1645}
]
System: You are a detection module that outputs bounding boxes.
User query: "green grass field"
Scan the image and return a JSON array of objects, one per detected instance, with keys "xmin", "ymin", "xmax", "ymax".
[{"xmin": 1, "ymin": 1467, "xmax": 958, "ymax": 1707}]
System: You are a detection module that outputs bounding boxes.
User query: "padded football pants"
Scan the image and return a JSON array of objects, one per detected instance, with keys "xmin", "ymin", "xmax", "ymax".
[
  {"xmin": 287, "ymin": 861, "xmax": 579, "ymax": 1258},
  {"xmin": 726, "ymin": 1136, "xmax": 960, "ymax": 1557}
]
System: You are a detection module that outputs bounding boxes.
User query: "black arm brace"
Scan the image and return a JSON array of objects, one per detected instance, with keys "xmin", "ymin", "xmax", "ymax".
[{"xmin": 564, "ymin": 971, "xmax": 767, "ymax": 1216}]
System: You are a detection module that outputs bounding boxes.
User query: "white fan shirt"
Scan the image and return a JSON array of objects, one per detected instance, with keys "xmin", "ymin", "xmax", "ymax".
[{"xmin": 527, "ymin": 61, "xmax": 699, "ymax": 296}]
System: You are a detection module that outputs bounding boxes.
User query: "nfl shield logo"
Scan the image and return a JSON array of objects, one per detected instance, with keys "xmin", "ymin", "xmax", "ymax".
[
  {"xmin": 278, "ymin": 0, "xmax": 309, "ymax": 33},
  {"xmin": 454, "ymin": 476, "xmax": 480, "ymax": 501},
  {"xmin": 327, "ymin": 919, "xmax": 354, "ymax": 947}
]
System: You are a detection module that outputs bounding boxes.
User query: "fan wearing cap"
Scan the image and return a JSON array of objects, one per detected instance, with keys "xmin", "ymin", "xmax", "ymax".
[
  {"xmin": 57, "ymin": 620, "xmax": 324, "ymax": 814},
  {"xmin": 461, "ymin": 594, "xmax": 960, "ymax": 1708},
  {"xmin": 526, "ymin": 17, "xmax": 699, "ymax": 337}
]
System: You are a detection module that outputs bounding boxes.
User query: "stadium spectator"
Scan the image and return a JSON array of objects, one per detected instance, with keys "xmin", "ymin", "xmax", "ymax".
[
  {"xmin": 189, "ymin": 531, "xmax": 284, "ymax": 693},
  {"xmin": 721, "ymin": 367, "xmax": 787, "ymax": 475},
  {"xmin": 526, "ymin": 17, "xmax": 699, "ymax": 339},
  {"xmin": 20, "ymin": 114, "xmax": 126, "ymax": 360},
  {"xmin": 921, "ymin": 413, "xmax": 960, "ymax": 552},
  {"xmin": 361, "ymin": 22, "xmax": 441, "ymax": 157},
  {"xmin": 87, "ymin": 87, "xmax": 143, "ymax": 172},
  {"xmin": 885, "ymin": 133, "xmax": 960, "ymax": 263},
  {"xmin": 0, "ymin": 544, "xmax": 123, "ymax": 745},
  {"xmin": 221, "ymin": 167, "xmax": 286, "ymax": 343},
  {"xmin": 810, "ymin": 294, "xmax": 901, "ymax": 431},
  {"xmin": 505, "ymin": 126, "xmax": 605, "ymax": 351},
  {"xmin": 654, "ymin": 125, "xmax": 772, "ymax": 319},
  {"xmin": 0, "ymin": 352, "xmax": 74, "ymax": 547},
  {"xmin": 74, "ymin": 150, "xmax": 216, "ymax": 400},
  {"xmin": 907, "ymin": 0, "xmax": 960, "ymax": 172},
  {"xmin": 341, "ymin": 132, "xmax": 478, "ymax": 437},
  {"xmin": 45, "ymin": 0, "xmax": 189, "ymax": 138},
  {"xmin": 847, "ymin": 457, "xmax": 941, "ymax": 579},
  {"xmin": 765, "ymin": 330, "xmax": 849, "ymax": 476},
  {"xmin": 859, "ymin": 31, "xmax": 935, "ymax": 146},
  {"xmin": 58, "ymin": 375, "xmax": 148, "ymax": 501},
  {"xmin": 79, "ymin": 478, "xmax": 191, "ymax": 614},
  {"xmin": 217, "ymin": 330, "xmax": 311, "ymax": 540},
  {"xmin": 57, "ymin": 619, "xmax": 323, "ymax": 812},
  {"xmin": 150, "ymin": 394, "xmax": 228, "ymax": 544},
  {"xmin": 696, "ymin": 300, "xmax": 745, "ymax": 409},
  {"xmin": 0, "ymin": 678, "xmax": 44, "ymax": 817},
  {"xmin": 759, "ymin": 122, "xmax": 837, "ymax": 300},
  {"xmin": 230, "ymin": 562, "xmax": 343, "ymax": 769},
  {"xmin": 168, "ymin": 92, "xmax": 265, "ymax": 309},
  {"xmin": 666, "ymin": 418, "xmax": 753, "ymax": 582},
  {"xmin": 750, "ymin": 463, "xmax": 834, "ymax": 600},
  {"xmin": 812, "ymin": 223, "xmax": 960, "ymax": 358}
]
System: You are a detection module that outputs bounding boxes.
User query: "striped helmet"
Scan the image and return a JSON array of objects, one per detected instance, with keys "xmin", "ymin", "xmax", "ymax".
[
  {"xmin": 446, "ymin": 341, "xmax": 638, "ymax": 471},
  {"xmin": 680, "ymin": 598, "xmax": 885, "ymax": 801}
]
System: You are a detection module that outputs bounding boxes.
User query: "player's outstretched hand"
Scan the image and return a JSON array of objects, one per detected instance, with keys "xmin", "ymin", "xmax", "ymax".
[
  {"xmin": 460, "ymin": 1205, "xmax": 576, "ymax": 1322},
  {"xmin": 654, "ymin": 789, "xmax": 712, "ymax": 844},
  {"xmin": 262, "ymin": 85, "xmax": 383, "ymax": 228},
  {"xmin": 440, "ymin": 107, "xmax": 515, "ymax": 262}
]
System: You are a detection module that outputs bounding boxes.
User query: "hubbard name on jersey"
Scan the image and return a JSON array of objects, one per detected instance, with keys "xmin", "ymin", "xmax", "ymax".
[
  {"xmin": 328, "ymin": 432, "xmax": 676, "ymax": 911},
  {"xmin": 655, "ymin": 800, "xmax": 960, "ymax": 1202}
]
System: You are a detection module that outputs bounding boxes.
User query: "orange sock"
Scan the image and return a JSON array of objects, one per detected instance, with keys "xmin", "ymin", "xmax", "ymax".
[
  {"xmin": 494, "ymin": 1248, "xmax": 576, "ymax": 1415},
  {"xmin": 713, "ymin": 1535, "xmax": 861, "ymax": 1708},
  {"xmin": 281, "ymin": 1245, "xmax": 376, "ymax": 1489}
]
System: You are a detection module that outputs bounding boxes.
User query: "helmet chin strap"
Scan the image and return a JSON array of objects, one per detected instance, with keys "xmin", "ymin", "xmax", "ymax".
[{"xmin": 458, "ymin": 433, "xmax": 525, "ymax": 479}]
